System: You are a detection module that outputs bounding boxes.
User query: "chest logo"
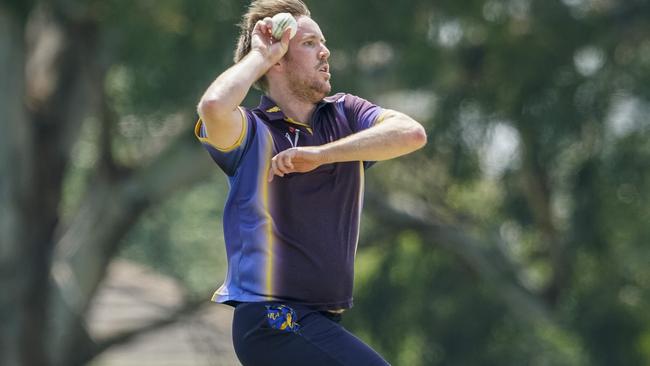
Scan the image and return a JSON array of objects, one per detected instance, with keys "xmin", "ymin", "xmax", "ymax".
[{"xmin": 285, "ymin": 128, "xmax": 301, "ymax": 148}]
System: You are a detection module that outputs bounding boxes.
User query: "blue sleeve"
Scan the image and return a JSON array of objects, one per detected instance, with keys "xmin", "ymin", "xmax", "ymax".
[
  {"xmin": 194, "ymin": 107, "xmax": 255, "ymax": 176},
  {"xmin": 342, "ymin": 94, "xmax": 387, "ymax": 169}
]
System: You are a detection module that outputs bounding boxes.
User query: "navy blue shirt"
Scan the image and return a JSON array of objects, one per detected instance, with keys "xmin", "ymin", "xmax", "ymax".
[{"xmin": 195, "ymin": 93, "xmax": 385, "ymax": 311}]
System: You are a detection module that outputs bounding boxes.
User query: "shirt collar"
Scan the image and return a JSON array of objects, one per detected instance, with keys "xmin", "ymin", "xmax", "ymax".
[{"xmin": 256, "ymin": 93, "xmax": 343, "ymax": 122}]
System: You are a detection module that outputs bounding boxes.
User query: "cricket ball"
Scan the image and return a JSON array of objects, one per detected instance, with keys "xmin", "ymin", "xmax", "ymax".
[{"xmin": 271, "ymin": 13, "xmax": 298, "ymax": 40}]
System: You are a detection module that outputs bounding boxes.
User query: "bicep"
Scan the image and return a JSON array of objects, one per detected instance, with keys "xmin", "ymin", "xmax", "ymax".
[
  {"xmin": 371, "ymin": 109, "xmax": 394, "ymax": 126},
  {"xmin": 374, "ymin": 109, "xmax": 420, "ymax": 129},
  {"xmin": 342, "ymin": 94, "xmax": 384, "ymax": 133},
  {"xmin": 200, "ymin": 107, "xmax": 246, "ymax": 150},
  {"xmin": 195, "ymin": 107, "xmax": 255, "ymax": 176}
]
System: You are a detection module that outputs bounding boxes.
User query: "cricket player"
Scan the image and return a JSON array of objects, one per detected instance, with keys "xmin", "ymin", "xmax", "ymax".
[{"xmin": 196, "ymin": 0, "xmax": 426, "ymax": 364}]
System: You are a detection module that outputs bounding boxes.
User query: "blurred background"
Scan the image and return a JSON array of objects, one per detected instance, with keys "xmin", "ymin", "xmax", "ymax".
[{"xmin": 2, "ymin": 0, "xmax": 650, "ymax": 365}]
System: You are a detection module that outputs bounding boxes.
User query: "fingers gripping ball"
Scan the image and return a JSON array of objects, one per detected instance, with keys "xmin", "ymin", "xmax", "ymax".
[{"xmin": 271, "ymin": 13, "xmax": 297, "ymax": 40}]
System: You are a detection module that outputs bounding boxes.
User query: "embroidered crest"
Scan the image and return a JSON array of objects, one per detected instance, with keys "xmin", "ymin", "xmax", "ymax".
[
  {"xmin": 265, "ymin": 304, "xmax": 301, "ymax": 333},
  {"xmin": 266, "ymin": 106, "xmax": 282, "ymax": 113}
]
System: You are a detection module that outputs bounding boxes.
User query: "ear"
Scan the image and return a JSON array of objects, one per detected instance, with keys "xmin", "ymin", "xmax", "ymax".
[
  {"xmin": 265, "ymin": 60, "xmax": 285, "ymax": 83},
  {"xmin": 270, "ymin": 61, "xmax": 284, "ymax": 71},
  {"xmin": 271, "ymin": 55, "xmax": 287, "ymax": 71}
]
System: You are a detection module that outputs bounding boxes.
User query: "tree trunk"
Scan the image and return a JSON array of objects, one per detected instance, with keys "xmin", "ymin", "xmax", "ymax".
[
  {"xmin": 0, "ymin": 5, "xmax": 35, "ymax": 366},
  {"xmin": 49, "ymin": 133, "xmax": 213, "ymax": 365}
]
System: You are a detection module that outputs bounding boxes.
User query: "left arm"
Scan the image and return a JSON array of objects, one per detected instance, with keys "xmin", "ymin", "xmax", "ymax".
[{"xmin": 269, "ymin": 109, "xmax": 427, "ymax": 180}]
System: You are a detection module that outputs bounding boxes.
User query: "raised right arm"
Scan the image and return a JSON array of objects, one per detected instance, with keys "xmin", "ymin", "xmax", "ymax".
[{"xmin": 196, "ymin": 19, "xmax": 291, "ymax": 148}]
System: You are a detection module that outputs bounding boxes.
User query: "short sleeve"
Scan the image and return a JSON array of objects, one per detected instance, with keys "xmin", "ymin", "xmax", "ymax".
[
  {"xmin": 342, "ymin": 94, "xmax": 386, "ymax": 133},
  {"xmin": 194, "ymin": 107, "xmax": 254, "ymax": 176},
  {"xmin": 341, "ymin": 94, "xmax": 387, "ymax": 169}
]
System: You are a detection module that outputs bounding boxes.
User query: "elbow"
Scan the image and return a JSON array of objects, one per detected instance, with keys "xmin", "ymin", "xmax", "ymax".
[
  {"xmin": 408, "ymin": 123, "xmax": 427, "ymax": 150},
  {"xmin": 197, "ymin": 97, "xmax": 230, "ymax": 121},
  {"xmin": 384, "ymin": 110, "xmax": 427, "ymax": 151},
  {"xmin": 197, "ymin": 98, "xmax": 219, "ymax": 119}
]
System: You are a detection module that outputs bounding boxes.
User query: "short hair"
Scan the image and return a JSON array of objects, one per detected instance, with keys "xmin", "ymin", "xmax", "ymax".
[{"xmin": 234, "ymin": 0, "xmax": 311, "ymax": 92}]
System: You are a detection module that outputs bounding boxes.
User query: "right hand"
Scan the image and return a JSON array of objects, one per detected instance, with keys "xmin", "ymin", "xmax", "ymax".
[
  {"xmin": 251, "ymin": 17, "xmax": 292, "ymax": 64},
  {"xmin": 268, "ymin": 146, "xmax": 328, "ymax": 181}
]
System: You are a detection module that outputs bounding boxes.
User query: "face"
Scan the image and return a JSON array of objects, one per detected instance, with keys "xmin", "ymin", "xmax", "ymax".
[{"xmin": 281, "ymin": 16, "xmax": 331, "ymax": 103}]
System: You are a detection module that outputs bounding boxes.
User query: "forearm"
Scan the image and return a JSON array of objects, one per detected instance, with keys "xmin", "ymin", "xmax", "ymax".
[
  {"xmin": 198, "ymin": 51, "xmax": 272, "ymax": 116},
  {"xmin": 268, "ymin": 110, "xmax": 426, "ymax": 180},
  {"xmin": 321, "ymin": 110, "xmax": 427, "ymax": 164}
]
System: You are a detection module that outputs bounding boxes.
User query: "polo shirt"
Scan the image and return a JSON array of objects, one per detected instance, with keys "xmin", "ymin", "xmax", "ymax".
[{"xmin": 195, "ymin": 93, "xmax": 385, "ymax": 311}]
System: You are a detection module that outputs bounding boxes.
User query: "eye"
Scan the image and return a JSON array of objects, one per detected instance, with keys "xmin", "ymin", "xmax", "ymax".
[{"xmin": 304, "ymin": 40, "xmax": 315, "ymax": 46}]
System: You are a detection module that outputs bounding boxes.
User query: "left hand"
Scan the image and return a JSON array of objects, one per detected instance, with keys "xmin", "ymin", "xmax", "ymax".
[{"xmin": 268, "ymin": 146, "xmax": 328, "ymax": 181}]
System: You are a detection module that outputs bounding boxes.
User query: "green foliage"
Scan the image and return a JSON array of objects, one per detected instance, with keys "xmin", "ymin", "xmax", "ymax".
[
  {"xmin": 99, "ymin": 0, "xmax": 245, "ymax": 114},
  {"xmin": 349, "ymin": 231, "xmax": 587, "ymax": 366},
  {"xmin": 1, "ymin": 0, "xmax": 37, "ymax": 21},
  {"xmin": 120, "ymin": 176, "xmax": 229, "ymax": 294}
]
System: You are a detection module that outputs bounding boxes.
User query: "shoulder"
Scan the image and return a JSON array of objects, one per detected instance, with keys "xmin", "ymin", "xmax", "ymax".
[
  {"xmin": 323, "ymin": 92, "xmax": 347, "ymax": 104},
  {"xmin": 241, "ymin": 106, "xmax": 270, "ymax": 128},
  {"xmin": 323, "ymin": 93, "xmax": 369, "ymax": 106},
  {"xmin": 323, "ymin": 93, "xmax": 374, "ymax": 116}
]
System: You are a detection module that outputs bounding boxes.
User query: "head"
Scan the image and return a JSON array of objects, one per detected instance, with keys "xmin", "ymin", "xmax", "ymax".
[
  {"xmin": 235, "ymin": 1, "xmax": 332, "ymax": 102},
  {"xmin": 269, "ymin": 16, "xmax": 331, "ymax": 103}
]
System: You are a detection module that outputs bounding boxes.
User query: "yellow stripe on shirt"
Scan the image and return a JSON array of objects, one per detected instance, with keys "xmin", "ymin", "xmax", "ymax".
[
  {"xmin": 194, "ymin": 107, "xmax": 247, "ymax": 152},
  {"xmin": 262, "ymin": 132, "xmax": 275, "ymax": 297}
]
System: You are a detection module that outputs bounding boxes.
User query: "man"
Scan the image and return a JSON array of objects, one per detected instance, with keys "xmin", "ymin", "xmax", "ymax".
[{"xmin": 195, "ymin": 0, "xmax": 426, "ymax": 364}]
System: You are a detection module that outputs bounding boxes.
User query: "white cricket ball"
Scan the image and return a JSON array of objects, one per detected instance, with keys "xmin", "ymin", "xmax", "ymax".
[{"xmin": 271, "ymin": 13, "xmax": 298, "ymax": 40}]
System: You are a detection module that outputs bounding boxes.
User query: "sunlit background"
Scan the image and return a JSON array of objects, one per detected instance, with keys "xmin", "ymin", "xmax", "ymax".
[{"xmin": 2, "ymin": 0, "xmax": 650, "ymax": 365}]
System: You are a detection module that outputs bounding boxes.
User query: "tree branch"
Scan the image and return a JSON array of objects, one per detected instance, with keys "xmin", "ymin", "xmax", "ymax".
[
  {"xmin": 49, "ymin": 130, "xmax": 215, "ymax": 364},
  {"xmin": 79, "ymin": 298, "xmax": 209, "ymax": 366},
  {"xmin": 364, "ymin": 189, "xmax": 553, "ymax": 327},
  {"xmin": 517, "ymin": 127, "xmax": 568, "ymax": 306}
]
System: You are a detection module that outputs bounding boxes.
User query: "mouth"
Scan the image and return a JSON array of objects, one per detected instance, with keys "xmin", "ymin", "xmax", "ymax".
[{"xmin": 317, "ymin": 63, "xmax": 330, "ymax": 74}]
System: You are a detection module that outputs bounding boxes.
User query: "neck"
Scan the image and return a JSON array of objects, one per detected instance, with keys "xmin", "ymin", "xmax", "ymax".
[{"xmin": 268, "ymin": 90, "xmax": 318, "ymax": 125}]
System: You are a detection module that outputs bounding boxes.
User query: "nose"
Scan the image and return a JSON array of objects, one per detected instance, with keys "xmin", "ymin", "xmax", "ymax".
[{"xmin": 319, "ymin": 44, "xmax": 330, "ymax": 60}]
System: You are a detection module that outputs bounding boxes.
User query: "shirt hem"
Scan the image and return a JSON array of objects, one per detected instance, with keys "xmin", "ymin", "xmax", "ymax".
[{"xmin": 212, "ymin": 293, "xmax": 353, "ymax": 311}]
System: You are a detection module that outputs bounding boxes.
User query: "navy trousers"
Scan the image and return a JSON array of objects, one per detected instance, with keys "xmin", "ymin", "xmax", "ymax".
[{"xmin": 231, "ymin": 302, "xmax": 390, "ymax": 366}]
